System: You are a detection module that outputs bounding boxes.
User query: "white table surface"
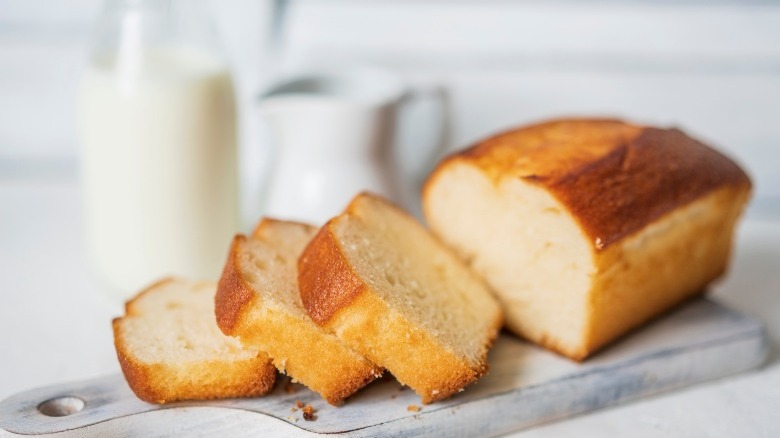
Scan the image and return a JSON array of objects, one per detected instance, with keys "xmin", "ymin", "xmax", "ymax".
[{"xmin": 0, "ymin": 178, "xmax": 778, "ymax": 437}]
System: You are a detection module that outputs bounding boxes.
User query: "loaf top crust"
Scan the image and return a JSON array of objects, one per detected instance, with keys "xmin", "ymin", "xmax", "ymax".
[{"xmin": 429, "ymin": 118, "xmax": 752, "ymax": 250}]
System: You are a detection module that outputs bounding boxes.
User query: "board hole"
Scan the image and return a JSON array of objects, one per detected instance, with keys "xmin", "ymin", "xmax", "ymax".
[{"xmin": 38, "ymin": 396, "xmax": 85, "ymax": 417}]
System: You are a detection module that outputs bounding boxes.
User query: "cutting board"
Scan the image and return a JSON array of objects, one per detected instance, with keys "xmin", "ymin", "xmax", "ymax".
[{"xmin": 0, "ymin": 298, "xmax": 768, "ymax": 437}]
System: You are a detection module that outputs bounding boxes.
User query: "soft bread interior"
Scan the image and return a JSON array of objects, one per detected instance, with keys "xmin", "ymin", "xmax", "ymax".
[
  {"xmin": 115, "ymin": 278, "xmax": 276, "ymax": 403},
  {"xmin": 333, "ymin": 194, "xmax": 501, "ymax": 366},
  {"xmin": 237, "ymin": 221, "xmax": 315, "ymax": 322},
  {"xmin": 120, "ymin": 279, "xmax": 260, "ymax": 364},
  {"xmin": 423, "ymin": 161, "xmax": 594, "ymax": 353}
]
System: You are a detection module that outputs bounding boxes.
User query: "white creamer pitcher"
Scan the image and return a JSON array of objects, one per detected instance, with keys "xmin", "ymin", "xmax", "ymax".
[{"xmin": 257, "ymin": 67, "xmax": 449, "ymax": 223}]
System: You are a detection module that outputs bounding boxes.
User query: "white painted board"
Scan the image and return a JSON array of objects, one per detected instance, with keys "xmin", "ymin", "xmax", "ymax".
[{"xmin": 0, "ymin": 298, "xmax": 768, "ymax": 437}]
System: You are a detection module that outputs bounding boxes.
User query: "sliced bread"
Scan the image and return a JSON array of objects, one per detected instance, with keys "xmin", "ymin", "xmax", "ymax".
[
  {"xmin": 422, "ymin": 118, "xmax": 752, "ymax": 360},
  {"xmin": 113, "ymin": 278, "xmax": 276, "ymax": 403},
  {"xmin": 298, "ymin": 193, "xmax": 503, "ymax": 404},
  {"xmin": 215, "ymin": 219, "xmax": 381, "ymax": 405}
]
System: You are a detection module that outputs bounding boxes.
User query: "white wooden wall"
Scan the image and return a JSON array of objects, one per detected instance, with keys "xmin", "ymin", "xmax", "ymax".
[
  {"xmin": 280, "ymin": 1, "xmax": 780, "ymax": 217},
  {"xmin": 1, "ymin": 0, "xmax": 778, "ymax": 216}
]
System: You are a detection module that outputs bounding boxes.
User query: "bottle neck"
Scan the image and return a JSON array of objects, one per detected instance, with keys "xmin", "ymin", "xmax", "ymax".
[{"xmin": 89, "ymin": 0, "xmax": 224, "ymax": 65}]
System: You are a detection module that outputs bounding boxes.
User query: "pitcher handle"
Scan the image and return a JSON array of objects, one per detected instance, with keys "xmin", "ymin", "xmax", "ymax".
[{"xmin": 398, "ymin": 83, "xmax": 452, "ymax": 186}]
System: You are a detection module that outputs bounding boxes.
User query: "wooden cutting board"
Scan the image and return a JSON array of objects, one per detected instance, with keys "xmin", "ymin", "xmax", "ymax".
[{"xmin": 0, "ymin": 298, "xmax": 768, "ymax": 437}]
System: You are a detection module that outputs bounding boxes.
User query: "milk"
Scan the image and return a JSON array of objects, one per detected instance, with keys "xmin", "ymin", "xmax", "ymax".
[{"xmin": 78, "ymin": 47, "xmax": 238, "ymax": 298}]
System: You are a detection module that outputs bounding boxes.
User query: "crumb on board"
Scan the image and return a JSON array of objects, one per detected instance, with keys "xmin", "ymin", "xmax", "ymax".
[
  {"xmin": 407, "ymin": 405, "xmax": 420, "ymax": 412},
  {"xmin": 291, "ymin": 407, "xmax": 298, "ymax": 413},
  {"xmin": 303, "ymin": 405, "xmax": 317, "ymax": 421},
  {"xmin": 295, "ymin": 400, "xmax": 305, "ymax": 409}
]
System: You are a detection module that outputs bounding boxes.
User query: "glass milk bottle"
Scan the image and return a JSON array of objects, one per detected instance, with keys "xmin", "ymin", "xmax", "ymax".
[{"xmin": 78, "ymin": 0, "xmax": 239, "ymax": 299}]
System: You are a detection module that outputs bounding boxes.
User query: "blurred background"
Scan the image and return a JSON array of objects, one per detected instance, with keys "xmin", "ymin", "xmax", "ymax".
[
  {"xmin": 1, "ymin": 1, "xmax": 780, "ymax": 435},
  {"xmin": 2, "ymin": 0, "xmax": 779, "ymax": 214}
]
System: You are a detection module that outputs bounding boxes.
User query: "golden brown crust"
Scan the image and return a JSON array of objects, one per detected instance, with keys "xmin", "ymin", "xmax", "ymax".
[
  {"xmin": 545, "ymin": 127, "xmax": 751, "ymax": 249},
  {"xmin": 113, "ymin": 317, "xmax": 159, "ymax": 402},
  {"xmin": 316, "ymin": 290, "xmax": 490, "ymax": 404},
  {"xmin": 431, "ymin": 118, "xmax": 752, "ymax": 251},
  {"xmin": 223, "ymin": 293, "xmax": 381, "ymax": 406},
  {"xmin": 583, "ymin": 290, "xmax": 709, "ymax": 361},
  {"xmin": 530, "ymin": 291, "xmax": 708, "ymax": 362},
  {"xmin": 215, "ymin": 235, "xmax": 255, "ymax": 335},
  {"xmin": 298, "ymin": 223, "xmax": 367, "ymax": 326},
  {"xmin": 580, "ymin": 186, "xmax": 749, "ymax": 358}
]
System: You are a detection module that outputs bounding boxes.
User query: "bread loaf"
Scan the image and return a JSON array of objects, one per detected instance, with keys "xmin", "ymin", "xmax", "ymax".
[
  {"xmin": 113, "ymin": 278, "xmax": 276, "ymax": 403},
  {"xmin": 215, "ymin": 219, "xmax": 381, "ymax": 405},
  {"xmin": 298, "ymin": 193, "xmax": 503, "ymax": 403},
  {"xmin": 423, "ymin": 118, "xmax": 751, "ymax": 360}
]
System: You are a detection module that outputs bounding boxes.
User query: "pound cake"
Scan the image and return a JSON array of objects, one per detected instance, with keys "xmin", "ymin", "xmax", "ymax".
[
  {"xmin": 113, "ymin": 278, "xmax": 276, "ymax": 403},
  {"xmin": 298, "ymin": 193, "xmax": 503, "ymax": 403},
  {"xmin": 423, "ymin": 118, "xmax": 752, "ymax": 360},
  {"xmin": 215, "ymin": 219, "xmax": 382, "ymax": 405}
]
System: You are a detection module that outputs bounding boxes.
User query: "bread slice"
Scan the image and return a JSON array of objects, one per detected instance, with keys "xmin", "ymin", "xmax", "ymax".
[
  {"xmin": 423, "ymin": 118, "xmax": 752, "ymax": 360},
  {"xmin": 112, "ymin": 278, "xmax": 276, "ymax": 403},
  {"xmin": 298, "ymin": 193, "xmax": 503, "ymax": 404},
  {"xmin": 215, "ymin": 219, "xmax": 381, "ymax": 405}
]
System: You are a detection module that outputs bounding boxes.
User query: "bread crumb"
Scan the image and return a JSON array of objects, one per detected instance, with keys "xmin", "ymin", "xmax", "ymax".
[
  {"xmin": 407, "ymin": 405, "xmax": 420, "ymax": 412},
  {"xmin": 295, "ymin": 400, "xmax": 305, "ymax": 408},
  {"xmin": 291, "ymin": 407, "xmax": 297, "ymax": 413},
  {"xmin": 303, "ymin": 405, "xmax": 316, "ymax": 421}
]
